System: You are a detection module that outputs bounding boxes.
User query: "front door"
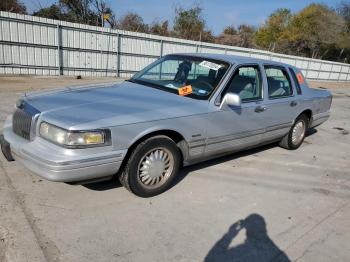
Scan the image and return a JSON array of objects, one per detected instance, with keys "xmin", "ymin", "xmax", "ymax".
[{"xmin": 205, "ymin": 64, "xmax": 266, "ymax": 156}]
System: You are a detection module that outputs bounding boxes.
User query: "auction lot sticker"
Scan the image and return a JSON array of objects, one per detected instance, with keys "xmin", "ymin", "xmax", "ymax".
[
  {"xmin": 199, "ymin": 61, "xmax": 222, "ymax": 71},
  {"xmin": 297, "ymin": 72, "xmax": 305, "ymax": 84},
  {"xmin": 178, "ymin": 85, "xmax": 193, "ymax": 96}
]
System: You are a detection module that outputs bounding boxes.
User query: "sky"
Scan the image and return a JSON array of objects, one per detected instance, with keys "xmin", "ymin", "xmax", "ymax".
[{"xmin": 23, "ymin": 0, "xmax": 343, "ymax": 34}]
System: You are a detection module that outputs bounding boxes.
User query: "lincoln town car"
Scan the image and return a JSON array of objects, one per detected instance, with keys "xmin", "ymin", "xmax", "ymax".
[{"xmin": 0, "ymin": 54, "xmax": 332, "ymax": 197}]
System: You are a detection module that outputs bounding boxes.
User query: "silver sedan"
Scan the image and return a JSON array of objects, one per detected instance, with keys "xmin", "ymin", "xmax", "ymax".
[{"xmin": 0, "ymin": 54, "xmax": 332, "ymax": 197}]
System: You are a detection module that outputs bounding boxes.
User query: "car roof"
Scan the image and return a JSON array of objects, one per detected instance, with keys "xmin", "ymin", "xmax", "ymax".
[{"xmin": 171, "ymin": 53, "xmax": 295, "ymax": 69}]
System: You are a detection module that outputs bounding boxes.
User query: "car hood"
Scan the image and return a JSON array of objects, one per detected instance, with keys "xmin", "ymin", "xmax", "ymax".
[{"xmin": 24, "ymin": 81, "xmax": 208, "ymax": 129}]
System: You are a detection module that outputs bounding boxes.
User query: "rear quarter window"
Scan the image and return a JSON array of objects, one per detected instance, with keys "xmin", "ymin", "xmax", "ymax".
[{"xmin": 289, "ymin": 68, "xmax": 302, "ymax": 95}]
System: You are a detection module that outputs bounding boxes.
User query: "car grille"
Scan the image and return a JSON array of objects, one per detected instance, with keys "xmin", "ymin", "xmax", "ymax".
[{"xmin": 12, "ymin": 108, "xmax": 34, "ymax": 140}]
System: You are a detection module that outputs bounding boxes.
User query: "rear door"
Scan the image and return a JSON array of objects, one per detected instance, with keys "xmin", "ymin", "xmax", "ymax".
[{"xmin": 260, "ymin": 65, "xmax": 299, "ymax": 142}]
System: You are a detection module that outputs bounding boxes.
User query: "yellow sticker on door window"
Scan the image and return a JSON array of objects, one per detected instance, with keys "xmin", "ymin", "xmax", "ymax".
[{"xmin": 178, "ymin": 85, "xmax": 193, "ymax": 96}]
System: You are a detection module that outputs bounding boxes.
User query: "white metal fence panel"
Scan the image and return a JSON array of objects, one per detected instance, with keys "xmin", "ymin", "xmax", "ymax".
[{"xmin": 1, "ymin": 11, "xmax": 350, "ymax": 81}]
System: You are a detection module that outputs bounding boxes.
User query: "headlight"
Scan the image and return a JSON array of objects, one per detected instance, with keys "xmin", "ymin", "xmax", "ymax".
[{"xmin": 39, "ymin": 122, "xmax": 110, "ymax": 148}]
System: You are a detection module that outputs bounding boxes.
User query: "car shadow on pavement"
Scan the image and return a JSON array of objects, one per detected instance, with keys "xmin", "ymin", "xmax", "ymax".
[
  {"xmin": 84, "ymin": 143, "xmax": 278, "ymax": 192},
  {"xmin": 83, "ymin": 128, "xmax": 318, "ymax": 192},
  {"xmin": 172, "ymin": 142, "xmax": 278, "ymax": 190},
  {"xmin": 82, "ymin": 176, "xmax": 122, "ymax": 191},
  {"xmin": 172, "ymin": 128, "xmax": 317, "ymax": 189},
  {"xmin": 204, "ymin": 214, "xmax": 290, "ymax": 262},
  {"xmin": 306, "ymin": 127, "xmax": 317, "ymax": 137}
]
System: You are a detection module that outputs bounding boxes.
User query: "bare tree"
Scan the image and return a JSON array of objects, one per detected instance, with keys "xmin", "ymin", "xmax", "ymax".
[{"xmin": 0, "ymin": 0, "xmax": 27, "ymax": 14}]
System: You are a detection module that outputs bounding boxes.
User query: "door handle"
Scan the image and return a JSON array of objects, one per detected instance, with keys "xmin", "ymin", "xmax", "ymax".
[
  {"xmin": 290, "ymin": 101, "xmax": 298, "ymax": 107},
  {"xmin": 255, "ymin": 106, "xmax": 267, "ymax": 113}
]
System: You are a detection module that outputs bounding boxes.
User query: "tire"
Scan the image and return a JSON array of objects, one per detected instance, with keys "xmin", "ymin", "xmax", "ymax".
[
  {"xmin": 0, "ymin": 135, "xmax": 14, "ymax": 161},
  {"xmin": 119, "ymin": 135, "xmax": 181, "ymax": 197},
  {"xmin": 279, "ymin": 114, "xmax": 309, "ymax": 150}
]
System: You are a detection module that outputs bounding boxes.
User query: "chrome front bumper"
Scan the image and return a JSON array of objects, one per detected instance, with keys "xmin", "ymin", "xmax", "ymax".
[{"xmin": 2, "ymin": 116, "xmax": 127, "ymax": 183}]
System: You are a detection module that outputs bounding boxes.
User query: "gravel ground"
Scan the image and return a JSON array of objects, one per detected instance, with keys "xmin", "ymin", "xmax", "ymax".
[{"xmin": 0, "ymin": 76, "xmax": 349, "ymax": 262}]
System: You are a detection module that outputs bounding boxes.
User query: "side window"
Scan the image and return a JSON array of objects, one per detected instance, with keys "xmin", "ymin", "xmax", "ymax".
[
  {"xmin": 288, "ymin": 68, "xmax": 302, "ymax": 95},
  {"xmin": 224, "ymin": 66, "xmax": 262, "ymax": 102},
  {"xmin": 265, "ymin": 66, "xmax": 293, "ymax": 98}
]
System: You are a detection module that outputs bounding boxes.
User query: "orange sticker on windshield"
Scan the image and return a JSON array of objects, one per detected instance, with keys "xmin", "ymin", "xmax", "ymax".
[
  {"xmin": 178, "ymin": 85, "xmax": 193, "ymax": 96},
  {"xmin": 297, "ymin": 72, "xmax": 305, "ymax": 84}
]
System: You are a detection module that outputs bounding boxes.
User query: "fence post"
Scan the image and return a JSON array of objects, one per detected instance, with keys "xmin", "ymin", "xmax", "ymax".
[
  {"xmin": 56, "ymin": 24, "xmax": 63, "ymax": 75},
  {"xmin": 100, "ymin": 27, "xmax": 104, "ymax": 77},
  {"xmin": 338, "ymin": 65, "xmax": 342, "ymax": 81},
  {"xmin": 306, "ymin": 59, "xmax": 310, "ymax": 79},
  {"xmin": 317, "ymin": 63, "xmax": 322, "ymax": 80},
  {"xmin": 117, "ymin": 33, "xmax": 121, "ymax": 78},
  {"xmin": 159, "ymin": 40, "xmax": 164, "ymax": 57},
  {"xmin": 329, "ymin": 64, "xmax": 334, "ymax": 81},
  {"xmin": 158, "ymin": 40, "xmax": 164, "ymax": 80},
  {"xmin": 248, "ymin": 49, "xmax": 252, "ymax": 57}
]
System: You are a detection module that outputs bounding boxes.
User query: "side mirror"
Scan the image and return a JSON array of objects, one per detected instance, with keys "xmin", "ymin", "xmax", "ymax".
[{"xmin": 220, "ymin": 93, "xmax": 241, "ymax": 110}]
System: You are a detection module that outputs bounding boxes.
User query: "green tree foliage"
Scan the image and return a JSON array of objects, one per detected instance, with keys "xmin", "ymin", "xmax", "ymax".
[
  {"xmin": 117, "ymin": 12, "xmax": 148, "ymax": 33},
  {"xmin": 216, "ymin": 24, "xmax": 256, "ymax": 48},
  {"xmin": 33, "ymin": 4, "xmax": 61, "ymax": 20},
  {"xmin": 336, "ymin": 2, "xmax": 350, "ymax": 62},
  {"xmin": 254, "ymin": 4, "xmax": 349, "ymax": 62},
  {"xmin": 149, "ymin": 21, "xmax": 170, "ymax": 36},
  {"xmin": 223, "ymin": 26, "xmax": 237, "ymax": 35},
  {"xmin": 283, "ymin": 4, "xmax": 345, "ymax": 58},
  {"xmin": 173, "ymin": 5, "xmax": 214, "ymax": 42},
  {"xmin": 255, "ymin": 8, "xmax": 292, "ymax": 50},
  {"xmin": 58, "ymin": 0, "xmax": 99, "ymax": 25},
  {"xmin": 0, "ymin": 0, "xmax": 26, "ymax": 14}
]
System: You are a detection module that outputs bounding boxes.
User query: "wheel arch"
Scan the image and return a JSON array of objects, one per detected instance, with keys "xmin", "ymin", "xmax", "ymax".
[
  {"xmin": 298, "ymin": 109, "xmax": 313, "ymax": 127},
  {"xmin": 119, "ymin": 129, "xmax": 189, "ymax": 174}
]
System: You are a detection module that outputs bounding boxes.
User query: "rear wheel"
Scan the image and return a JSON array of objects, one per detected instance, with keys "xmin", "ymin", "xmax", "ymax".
[
  {"xmin": 119, "ymin": 136, "xmax": 181, "ymax": 197},
  {"xmin": 279, "ymin": 114, "xmax": 309, "ymax": 150}
]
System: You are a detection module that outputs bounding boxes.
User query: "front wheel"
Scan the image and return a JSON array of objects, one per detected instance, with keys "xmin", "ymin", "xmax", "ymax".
[
  {"xmin": 279, "ymin": 114, "xmax": 309, "ymax": 150},
  {"xmin": 119, "ymin": 136, "xmax": 181, "ymax": 197}
]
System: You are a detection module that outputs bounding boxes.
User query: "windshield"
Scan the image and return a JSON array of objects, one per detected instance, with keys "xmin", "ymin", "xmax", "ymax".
[{"xmin": 130, "ymin": 55, "xmax": 230, "ymax": 100}]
